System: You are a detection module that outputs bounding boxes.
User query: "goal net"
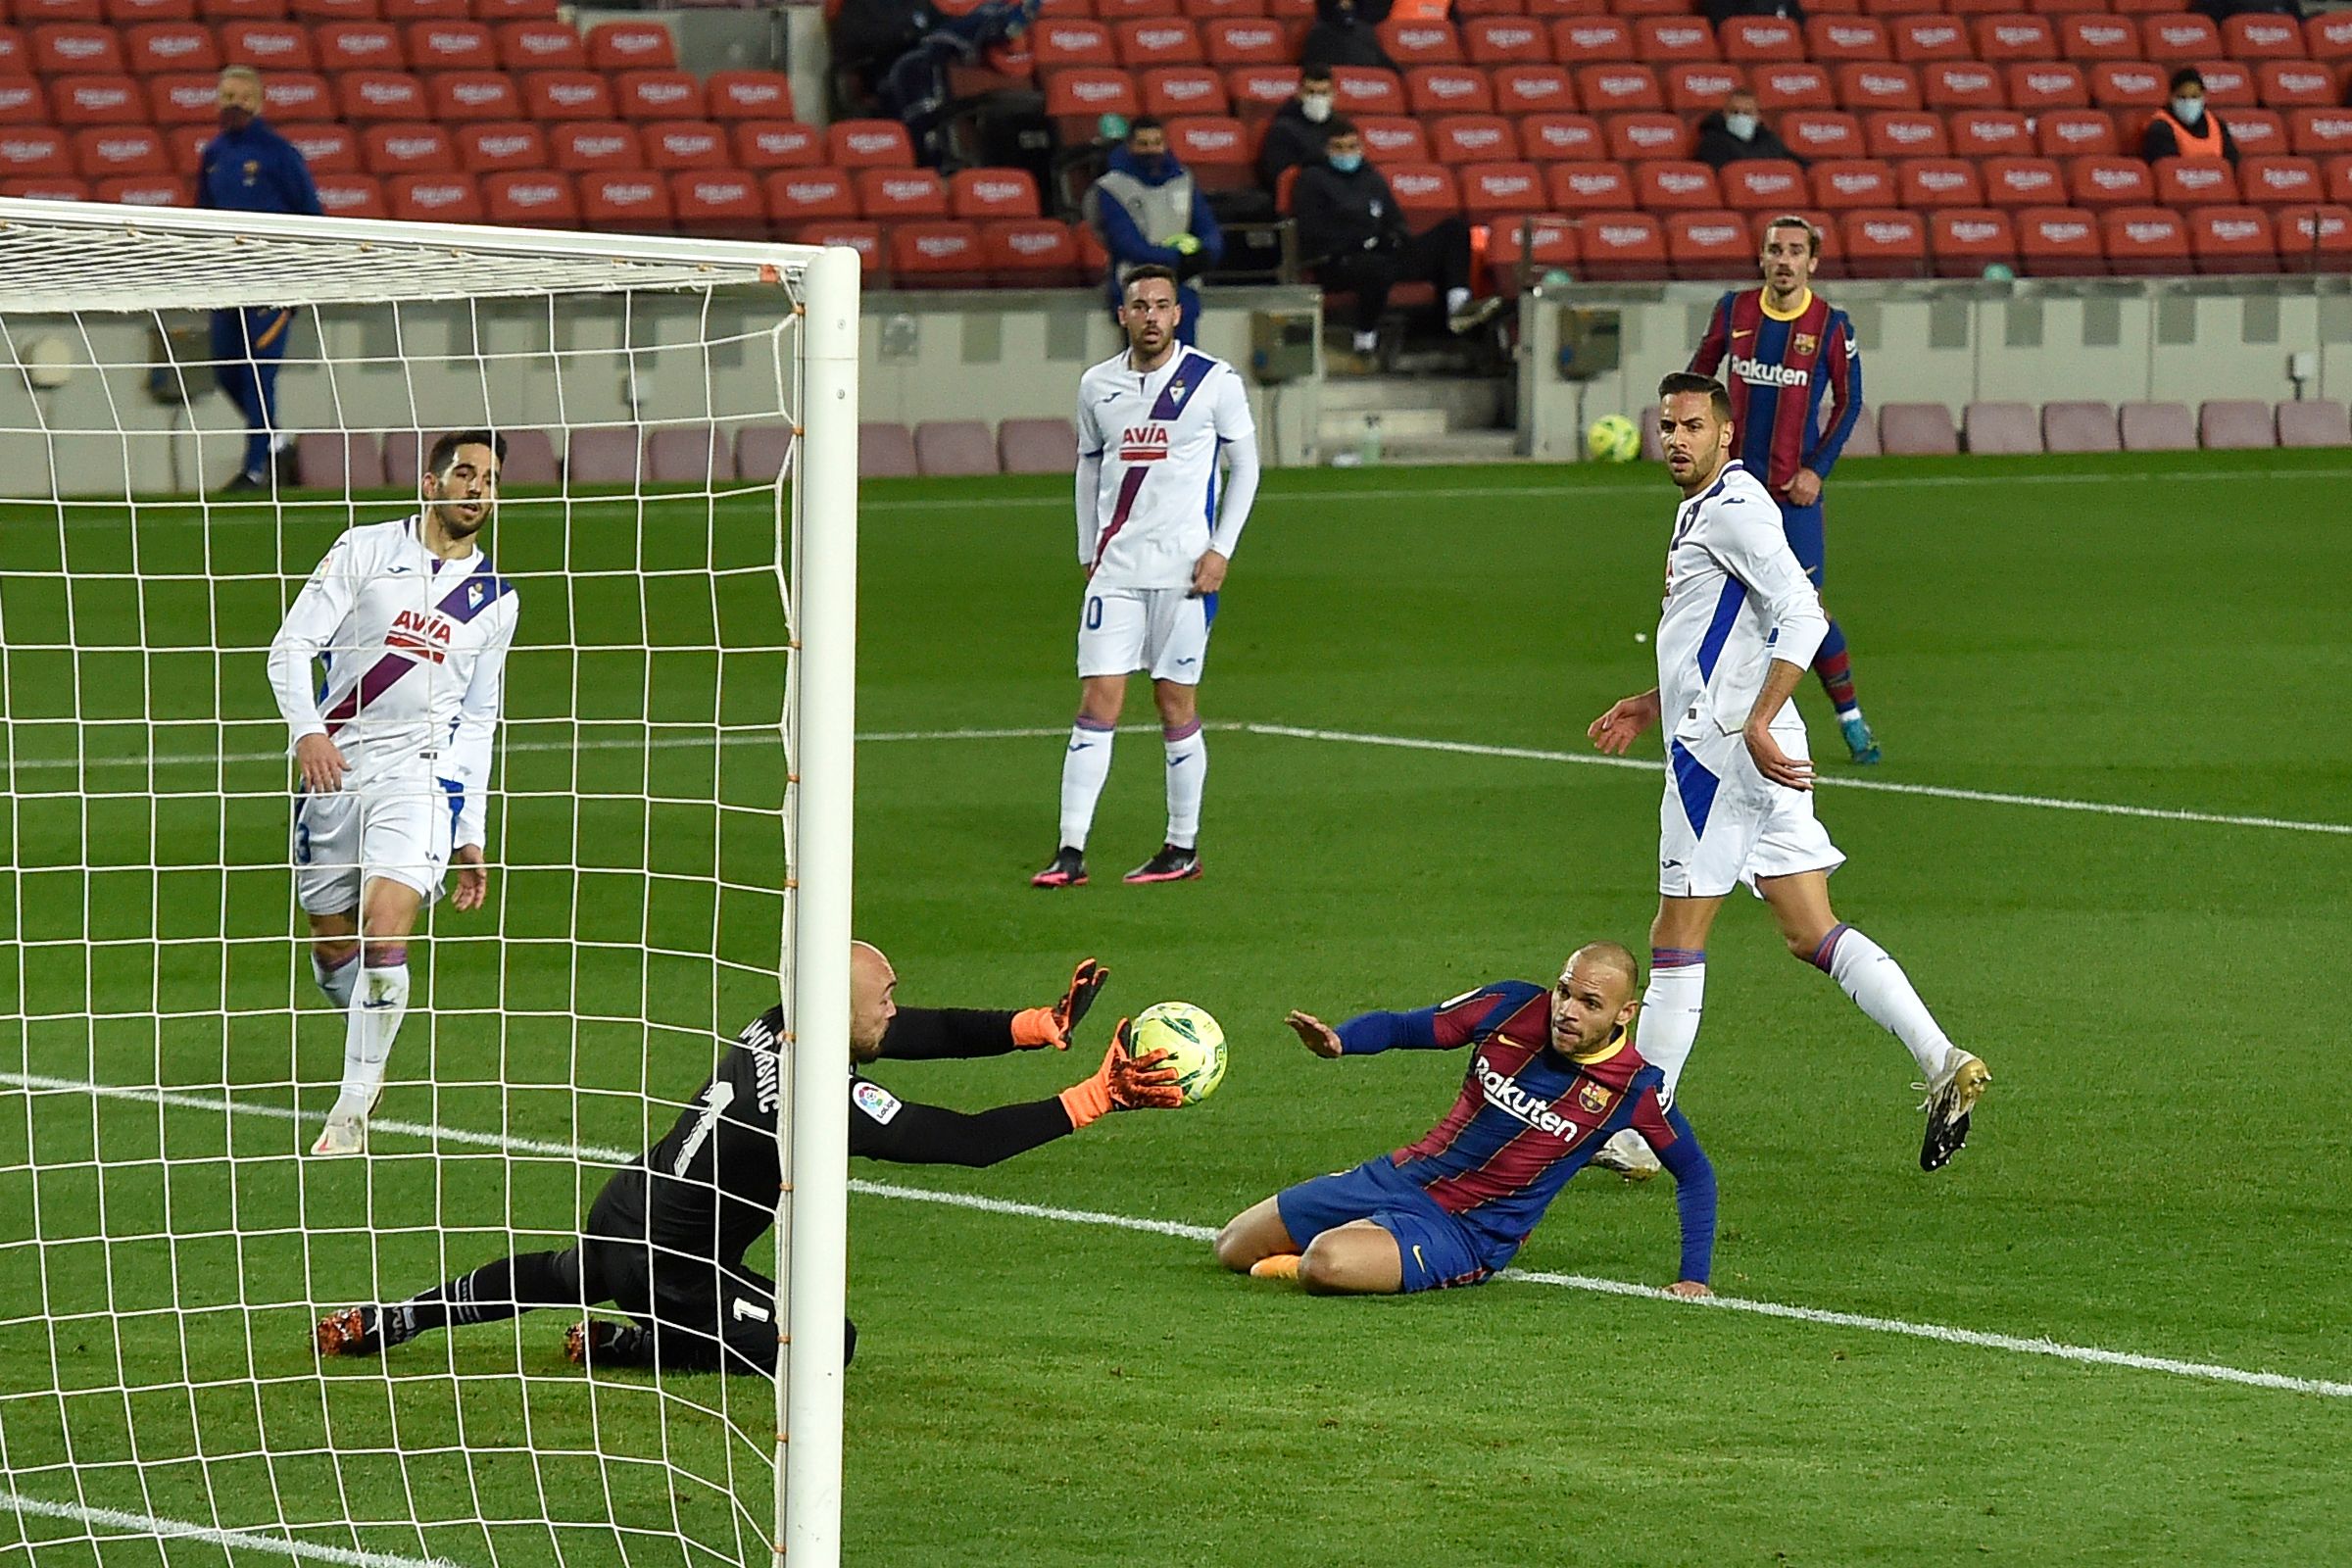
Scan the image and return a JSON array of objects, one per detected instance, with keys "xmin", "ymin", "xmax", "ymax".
[{"xmin": 0, "ymin": 200, "xmax": 858, "ymax": 1568}]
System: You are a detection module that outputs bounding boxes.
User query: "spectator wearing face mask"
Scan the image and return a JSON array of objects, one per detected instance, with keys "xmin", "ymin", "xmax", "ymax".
[
  {"xmin": 2141, "ymin": 66, "xmax": 2238, "ymax": 165},
  {"xmin": 1259, "ymin": 66, "xmax": 1339, "ymax": 188},
  {"xmin": 1289, "ymin": 121, "xmax": 1504, "ymax": 357},
  {"xmin": 1694, "ymin": 89, "xmax": 1806, "ymax": 171},
  {"xmin": 1084, "ymin": 118, "xmax": 1225, "ymax": 345}
]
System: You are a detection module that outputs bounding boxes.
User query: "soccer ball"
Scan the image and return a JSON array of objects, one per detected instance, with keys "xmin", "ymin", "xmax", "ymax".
[
  {"xmin": 1587, "ymin": 414, "xmax": 1641, "ymax": 464},
  {"xmin": 1129, "ymin": 1002, "xmax": 1226, "ymax": 1106}
]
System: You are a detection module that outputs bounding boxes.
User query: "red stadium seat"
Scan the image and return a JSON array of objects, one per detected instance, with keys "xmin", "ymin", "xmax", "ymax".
[
  {"xmin": 617, "ymin": 71, "xmax": 705, "ymax": 121},
  {"xmin": 2088, "ymin": 61, "xmax": 2166, "ymax": 110},
  {"xmin": 1719, "ymin": 158, "xmax": 1806, "ymax": 209},
  {"xmin": 1202, "ymin": 18, "xmax": 1287, "ymax": 66},
  {"xmin": 315, "ymin": 23, "xmax": 402, "ymax": 70},
  {"xmin": 280, "ymin": 121, "xmax": 357, "ymax": 172},
  {"xmin": 1951, "ymin": 109, "xmax": 2034, "ymax": 157},
  {"xmin": 360, "ymin": 122, "xmax": 453, "ymax": 173},
  {"xmin": 1928, "ymin": 206, "xmax": 2017, "ymax": 273},
  {"xmin": 1546, "ymin": 159, "xmax": 1633, "ymax": 209},
  {"xmin": 1889, "ymin": 16, "xmax": 1970, "ymax": 62},
  {"xmin": 1637, "ymin": 16, "xmax": 1718, "ymax": 61},
  {"xmin": 288, "ymin": 0, "xmax": 379, "ymax": 20},
  {"xmin": 15, "ymin": 0, "xmax": 103, "ymax": 17},
  {"xmin": 164, "ymin": 120, "xmax": 210, "ymax": 170},
  {"xmin": 1047, "ymin": 70, "xmax": 1141, "ymax": 136},
  {"xmin": 856, "ymin": 166, "xmax": 948, "ymax": 219},
  {"xmin": 2309, "ymin": 12, "xmax": 2352, "ymax": 62},
  {"xmin": 221, "ymin": 21, "xmax": 310, "ymax": 67},
  {"xmin": 577, "ymin": 169, "xmax": 672, "ymax": 231},
  {"xmin": 1459, "ymin": 159, "xmax": 1546, "ymax": 220},
  {"xmin": 53, "ymin": 75, "xmax": 143, "ymax": 124},
  {"xmin": 125, "ymin": 22, "xmax": 217, "ymax": 72},
  {"xmin": 1607, "ymin": 0, "xmax": 1690, "ymax": 15},
  {"xmin": 1167, "ymin": 114, "xmax": 1250, "ymax": 184},
  {"xmin": 1115, "ymin": 16, "xmax": 1204, "ymax": 65},
  {"xmin": 1810, "ymin": 157, "xmax": 1896, "ymax": 208},
  {"xmin": 107, "ymin": 0, "xmax": 195, "ymax": 18},
  {"xmin": 482, "ymin": 169, "xmax": 576, "ymax": 226},
  {"xmin": 1033, "ymin": 19, "xmax": 1114, "ymax": 69},
  {"xmin": 2188, "ymin": 203, "xmax": 2274, "ymax": 271},
  {"xmin": 1667, "ymin": 209, "xmax": 1754, "ymax": 276},
  {"xmin": 1783, "ymin": 110, "xmax": 1865, "ymax": 161},
  {"xmin": 386, "ymin": 172, "xmax": 482, "ymax": 224},
  {"xmin": 2276, "ymin": 202, "xmax": 2352, "ymax": 270},
  {"xmin": 1358, "ymin": 116, "xmax": 1430, "ymax": 162},
  {"xmin": 1551, "ymin": 17, "xmax": 1634, "ymax": 63},
  {"xmin": 642, "ymin": 120, "xmax": 728, "ymax": 170},
  {"xmin": 763, "ymin": 166, "xmax": 857, "ymax": 224},
  {"xmin": 2257, "ymin": 62, "xmax": 2336, "ymax": 111},
  {"xmin": 1975, "ymin": 14, "xmax": 2059, "ymax": 62},
  {"xmin": 1751, "ymin": 63, "xmax": 1834, "ymax": 111},
  {"xmin": 1838, "ymin": 207, "xmax": 1927, "ymax": 274},
  {"xmin": 1223, "ymin": 66, "xmax": 1298, "ymax": 115},
  {"xmin": 1466, "ymin": 16, "xmax": 1552, "ymax": 64},
  {"xmin": 1866, "ymin": 109, "xmax": 1946, "ymax": 158},
  {"xmin": 454, "ymin": 121, "xmax": 544, "ymax": 171},
  {"xmin": 1142, "ymin": 66, "xmax": 1227, "ymax": 116},
  {"xmin": 1578, "ymin": 210, "xmax": 1667, "ymax": 279},
  {"xmin": 2229, "ymin": 109, "xmax": 2288, "ymax": 157},
  {"xmin": 1721, "ymin": 16, "xmax": 1802, "ymax": 61},
  {"xmin": 1485, "ymin": 211, "xmax": 1579, "ymax": 292},
  {"xmin": 707, "ymin": 71, "xmax": 793, "ymax": 122},
  {"xmin": 1898, "ymin": 156, "xmax": 1984, "ymax": 207},
  {"xmin": 407, "ymin": 21, "xmax": 492, "ymax": 70},
  {"xmin": 0, "ymin": 126, "xmax": 72, "ymax": 177},
  {"xmin": 1605, "ymin": 113, "xmax": 1691, "ymax": 160},
  {"xmin": 30, "ymin": 24, "xmax": 122, "ymax": 72},
  {"xmin": 828, "ymin": 119, "xmax": 915, "ymax": 168},
  {"xmin": 2292, "ymin": 108, "xmax": 2352, "ymax": 159},
  {"xmin": 314, "ymin": 172, "xmax": 386, "ymax": 217},
  {"xmin": 1495, "ymin": 66, "xmax": 1575, "ymax": 115},
  {"xmin": 670, "ymin": 169, "xmax": 763, "ymax": 238},
  {"xmin": 1838, "ymin": 63, "xmax": 1923, "ymax": 111},
  {"xmin": 496, "ymin": 21, "xmax": 582, "ymax": 71},
  {"xmin": 383, "ymin": 0, "xmax": 471, "ymax": 16},
  {"xmin": 1518, "ymin": 112, "xmax": 1602, "ymax": 161},
  {"xmin": 548, "ymin": 122, "xmax": 639, "ymax": 171},
  {"xmin": 1983, "ymin": 154, "xmax": 2066, "ymax": 206},
  {"xmin": 2060, "ymin": 15, "xmax": 2140, "ymax": 62},
  {"xmin": 524, "ymin": 71, "xmax": 613, "ymax": 122},
  {"xmin": 585, "ymin": 20, "xmax": 675, "ymax": 72},
  {"xmin": 2223, "ymin": 13, "xmax": 2302, "ymax": 61},
  {"xmin": 2099, "ymin": 204, "xmax": 2188, "ymax": 271},
  {"xmin": 890, "ymin": 221, "xmax": 990, "ymax": 287},
  {"xmin": 2241, "ymin": 154, "xmax": 2324, "ymax": 205},
  {"xmin": 981, "ymin": 219, "xmax": 1087, "ymax": 285},
  {"xmin": 1806, "ymin": 16, "xmax": 1890, "ymax": 61},
  {"xmin": 1664, "ymin": 62, "xmax": 1742, "ymax": 114},
  {"xmin": 733, "ymin": 120, "xmax": 819, "ymax": 170},
  {"xmin": 428, "ymin": 72, "xmax": 519, "ymax": 122},
  {"xmin": 1384, "ymin": 162, "xmax": 1462, "ymax": 225},
  {"xmin": 2008, "ymin": 62, "xmax": 2088, "ymax": 110},
  {"xmin": 2068, "ymin": 154, "xmax": 2155, "ymax": 207},
  {"xmin": 261, "ymin": 71, "xmax": 330, "ymax": 119},
  {"xmin": 0, "ymin": 78, "xmax": 44, "ymax": 126},
  {"xmin": 1633, "ymin": 158, "xmax": 1718, "ymax": 209},
  {"xmin": 1432, "ymin": 112, "xmax": 1515, "ymax": 164},
  {"xmin": 71, "ymin": 123, "xmax": 167, "ymax": 177},
  {"xmin": 2138, "ymin": 13, "xmax": 2218, "ymax": 62},
  {"xmin": 1575, "ymin": 64, "xmax": 1660, "ymax": 113},
  {"xmin": 1923, "ymin": 62, "xmax": 2005, "ymax": 110},
  {"xmin": 2037, "ymin": 108, "xmax": 2118, "ymax": 156},
  {"xmin": 2107, "ymin": 0, "xmax": 2185, "ymax": 10},
  {"xmin": 1099, "ymin": 0, "xmax": 1185, "ymax": 19},
  {"xmin": 1408, "ymin": 66, "xmax": 1494, "ymax": 115},
  {"xmin": 2015, "ymin": 204, "xmax": 2104, "ymax": 272},
  {"xmin": 2191, "ymin": 60, "xmax": 2254, "ymax": 108},
  {"xmin": 1333, "ymin": 67, "xmax": 1406, "ymax": 116},
  {"xmin": 338, "ymin": 71, "xmax": 429, "ymax": 122},
  {"xmin": 2031, "ymin": 0, "xmax": 2109, "ymax": 15},
  {"xmin": 949, "ymin": 166, "xmax": 1040, "ymax": 219},
  {"xmin": 1378, "ymin": 16, "xmax": 1461, "ymax": 64},
  {"xmin": 0, "ymin": 28, "xmax": 21, "ymax": 74},
  {"xmin": 2155, "ymin": 155, "xmax": 2237, "ymax": 205}
]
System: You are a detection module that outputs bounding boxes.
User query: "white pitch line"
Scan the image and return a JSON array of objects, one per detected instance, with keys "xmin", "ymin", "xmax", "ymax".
[
  {"xmin": 8, "ymin": 1074, "xmax": 2348, "ymax": 1402},
  {"xmin": 0, "ymin": 1491, "xmax": 464, "ymax": 1568}
]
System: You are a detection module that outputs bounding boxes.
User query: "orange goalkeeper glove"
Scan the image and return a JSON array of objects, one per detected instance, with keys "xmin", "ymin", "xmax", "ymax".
[
  {"xmin": 1058, "ymin": 1018, "xmax": 1183, "ymax": 1128},
  {"xmin": 1011, "ymin": 956, "xmax": 1109, "ymax": 1050}
]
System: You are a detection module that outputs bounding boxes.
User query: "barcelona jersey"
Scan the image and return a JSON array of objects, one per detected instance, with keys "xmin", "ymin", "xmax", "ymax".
[{"xmin": 1689, "ymin": 287, "xmax": 1862, "ymax": 499}]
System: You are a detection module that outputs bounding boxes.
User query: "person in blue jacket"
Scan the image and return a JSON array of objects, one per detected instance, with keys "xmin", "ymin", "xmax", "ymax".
[
  {"xmin": 1084, "ymin": 120, "xmax": 1223, "ymax": 346},
  {"xmin": 196, "ymin": 67, "xmax": 321, "ymax": 496}
]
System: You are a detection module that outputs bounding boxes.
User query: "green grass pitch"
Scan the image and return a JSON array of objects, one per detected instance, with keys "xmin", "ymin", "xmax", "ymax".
[{"xmin": 4, "ymin": 449, "xmax": 2350, "ymax": 1568}]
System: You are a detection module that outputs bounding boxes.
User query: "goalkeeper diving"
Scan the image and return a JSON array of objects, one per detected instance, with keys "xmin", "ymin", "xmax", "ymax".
[{"xmin": 316, "ymin": 946, "xmax": 1179, "ymax": 1373}]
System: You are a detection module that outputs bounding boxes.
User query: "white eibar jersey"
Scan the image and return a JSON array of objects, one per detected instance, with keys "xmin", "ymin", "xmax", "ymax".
[
  {"xmin": 1655, "ymin": 460, "xmax": 1830, "ymax": 738},
  {"xmin": 1074, "ymin": 346, "xmax": 1260, "ymax": 590},
  {"xmin": 266, "ymin": 515, "xmax": 519, "ymax": 849}
]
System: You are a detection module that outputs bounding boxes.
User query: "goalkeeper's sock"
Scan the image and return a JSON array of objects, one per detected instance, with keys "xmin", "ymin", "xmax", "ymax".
[
  {"xmin": 1161, "ymin": 718, "xmax": 1205, "ymax": 851},
  {"xmin": 1056, "ymin": 716, "xmax": 1116, "ymax": 852},
  {"xmin": 390, "ymin": 1251, "xmax": 579, "ymax": 1345},
  {"xmin": 1638, "ymin": 951, "xmax": 1708, "ymax": 1105},
  {"xmin": 1813, "ymin": 925, "xmax": 1955, "ymax": 1081},
  {"xmin": 311, "ymin": 948, "xmax": 359, "ymax": 1010},
  {"xmin": 331, "ymin": 947, "xmax": 409, "ymax": 1120}
]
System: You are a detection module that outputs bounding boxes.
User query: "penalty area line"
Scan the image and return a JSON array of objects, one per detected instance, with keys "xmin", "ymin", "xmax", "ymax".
[
  {"xmin": 13, "ymin": 1078, "xmax": 2351, "ymax": 1402},
  {"xmin": 0, "ymin": 1491, "xmax": 466, "ymax": 1568}
]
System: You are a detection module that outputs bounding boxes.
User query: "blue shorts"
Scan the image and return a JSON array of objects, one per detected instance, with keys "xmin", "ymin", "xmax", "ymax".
[
  {"xmin": 1780, "ymin": 501, "xmax": 1826, "ymax": 587},
  {"xmin": 1275, "ymin": 1157, "xmax": 1512, "ymax": 1293}
]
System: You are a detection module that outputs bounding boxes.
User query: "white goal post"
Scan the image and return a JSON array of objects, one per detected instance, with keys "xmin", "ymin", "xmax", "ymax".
[{"xmin": 0, "ymin": 199, "xmax": 858, "ymax": 1568}]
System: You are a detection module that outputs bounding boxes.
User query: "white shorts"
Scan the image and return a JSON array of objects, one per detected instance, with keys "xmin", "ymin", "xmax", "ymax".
[
  {"xmin": 1075, "ymin": 584, "xmax": 1213, "ymax": 684},
  {"xmin": 293, "ymin": 767, "xmax": 460, "ymax": 914},
  {"xmin": 1657, "ymin": 722, "xmax": 1844, "ymax": 899}
]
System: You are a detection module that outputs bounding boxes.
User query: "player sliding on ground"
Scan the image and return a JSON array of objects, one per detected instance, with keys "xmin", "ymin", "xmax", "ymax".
[
  {"xmin": 1587, "ymin": 374, "xmax": 1988, "ymax": 1175},
  {"xmin": 317, "ymin": 947, "xmax": 1181, "ymax": 1373},
  {"xmin": 1033, "ymin": 263, "xmax": 1260, "ymax": 889},
  {"xmin": 1213, "ymin": 944, "xmax": 1716, "ymax": 1296},
  {"xmin": 266, "ymin": 430, "xmax": 516, "ymax": 1158}
]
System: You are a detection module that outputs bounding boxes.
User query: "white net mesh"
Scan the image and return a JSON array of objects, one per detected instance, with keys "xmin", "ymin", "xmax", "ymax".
[{"xmin": 0, "ymin": 201, "xmax": 834, "ymax": 1568}]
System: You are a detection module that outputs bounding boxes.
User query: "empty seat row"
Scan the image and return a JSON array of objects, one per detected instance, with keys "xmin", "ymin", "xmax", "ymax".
[
  {"xmin": 0, "ymin": 17, "xmax": 676, "ymax": 74},
  {"xmin": 1, "ymin": 0, "xmax": 560, "ymax": 23},
  {"xmin": 999, "ymin": 0, "xmax": 2203, "ymax": 18},
  {"xmin": 0, "ymin": 68, "xmax": 802, "ymax": 130},
  {"xmin": 1868, "ymin": 398, "xmax": 2352, "ymax": 454}
]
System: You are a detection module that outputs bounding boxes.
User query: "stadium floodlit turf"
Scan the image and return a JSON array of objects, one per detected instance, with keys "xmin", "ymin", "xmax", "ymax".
[{"xmin": 4, "ymin": 449, "xmax": 2351, "ymax": 1567}]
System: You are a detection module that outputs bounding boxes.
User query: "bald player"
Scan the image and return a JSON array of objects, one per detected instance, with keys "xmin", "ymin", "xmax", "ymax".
[
  {"xmin": 1213, "ymin": 944, "xmax": 1717, "ymax": 1297},
  {"xmin": 317, "ymin": 945, "xmax": 1181, "ymax": 1373}
]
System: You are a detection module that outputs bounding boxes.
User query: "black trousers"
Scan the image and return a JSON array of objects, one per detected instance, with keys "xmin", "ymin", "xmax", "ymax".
[{"xmin": 1315, "ymin": 218, "xmax": 1473, "ymax": 330}]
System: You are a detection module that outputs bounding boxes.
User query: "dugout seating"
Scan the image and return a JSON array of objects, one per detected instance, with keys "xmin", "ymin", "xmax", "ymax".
[{"xmin": 2117, "ymin": 400, "xmax": 2194, "ymax": 452}]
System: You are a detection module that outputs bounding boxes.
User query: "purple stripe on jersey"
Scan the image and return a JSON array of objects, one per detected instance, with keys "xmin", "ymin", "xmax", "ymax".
[
  {"xmin": 436, "ymin": 561, "xmax": 513, "ymax": 625},
  {"xmin": 1092, "ymin": 466, "xmax": 1152, "ymax": 569},
  {"xmin": 1809, "ymin": 923, "xmax": 1850, "ymax": 972},
  {"xmin": 321, "ymin": 650, "xmax": 417, "ymax": 736},
  {"xmin": 1694, "ymin": 576, "xmax": 1746, "ymax": 682},
  {"xmin": 1149, "ymin": 353, "xmax": 1214, "ymax": 421}
]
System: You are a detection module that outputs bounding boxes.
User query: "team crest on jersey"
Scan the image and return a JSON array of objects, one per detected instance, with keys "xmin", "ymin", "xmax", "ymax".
[
  {"xmin": 467, "ymin": 581, "xmax": 485, "ymax": 609},
  {"xmin": 1118, "ymin": 423, "xmax": 1171, "ymax": 463},
  {"xmin": 1792, "ymin": 332, "xmax": 1818, "ymax": 358},
  {"xmin": 1577, "ymin": 1079, "xmax": 1611, "ymax": 1114}
]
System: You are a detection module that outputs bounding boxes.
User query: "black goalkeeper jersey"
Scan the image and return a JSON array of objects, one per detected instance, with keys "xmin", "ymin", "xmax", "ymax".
[{"xmin": 585, "ymin": 1004, "xmax": 1076, "ymax": 1267}]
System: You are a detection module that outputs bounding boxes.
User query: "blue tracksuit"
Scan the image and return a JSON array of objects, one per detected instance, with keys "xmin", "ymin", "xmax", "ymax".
[{"xmin": 197, "ymin": 118, "xmax": 320, "ymax": 481}]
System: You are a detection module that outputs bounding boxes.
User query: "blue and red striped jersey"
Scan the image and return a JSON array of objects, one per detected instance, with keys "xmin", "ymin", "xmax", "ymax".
[
  {"xmin": 1337, "ymin": 981, "xmax": 1685, "ymax": 1249},
  {"xmin": 1689, "ymin": 287, "xmax": 1862, "ymax": 498}
]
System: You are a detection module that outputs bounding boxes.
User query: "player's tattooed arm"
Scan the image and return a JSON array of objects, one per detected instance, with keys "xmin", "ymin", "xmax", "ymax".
[
  {"xmin": 1588, "ymin": 689, "xmax": 1661, "ymax": 756},
  {"xmin": 1284, "ymin": 1010, "xmax": 1344, "ymax": 1058}
]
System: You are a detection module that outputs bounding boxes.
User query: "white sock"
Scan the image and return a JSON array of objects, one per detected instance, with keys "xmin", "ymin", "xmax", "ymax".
[
  {"xmin": 270, "ymin": 431, "xmax": 295, "ymax": 454},
  {"xmin": 1163, "ymin": 721, "xmax": 1206, "ymax": 850},
  {"xmin": 333, "ymin": 957, "xmax": 410, "ymax": 1119},
  {"xmin": 1446, "ymin": 286, "xmax": 1471, "ymax": 315},
  {"xmin": 1637, "ymin": 956, "xmax": 1707, "ymax": 1106},
  {"xmin": 1056, "ymin": 720, "xmax": 1115, "ymax": 852},
  {"xmin": 1351, "ymin": 329, "xmax": 1378, "ymax": 353},
  {"xmin": 312, "ymin": 950, "xmax": 359, "ymax": 1010},
  {"xmin": 1817, "ymin": 925, "xmax": 1955, "ymax": 1080}
]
